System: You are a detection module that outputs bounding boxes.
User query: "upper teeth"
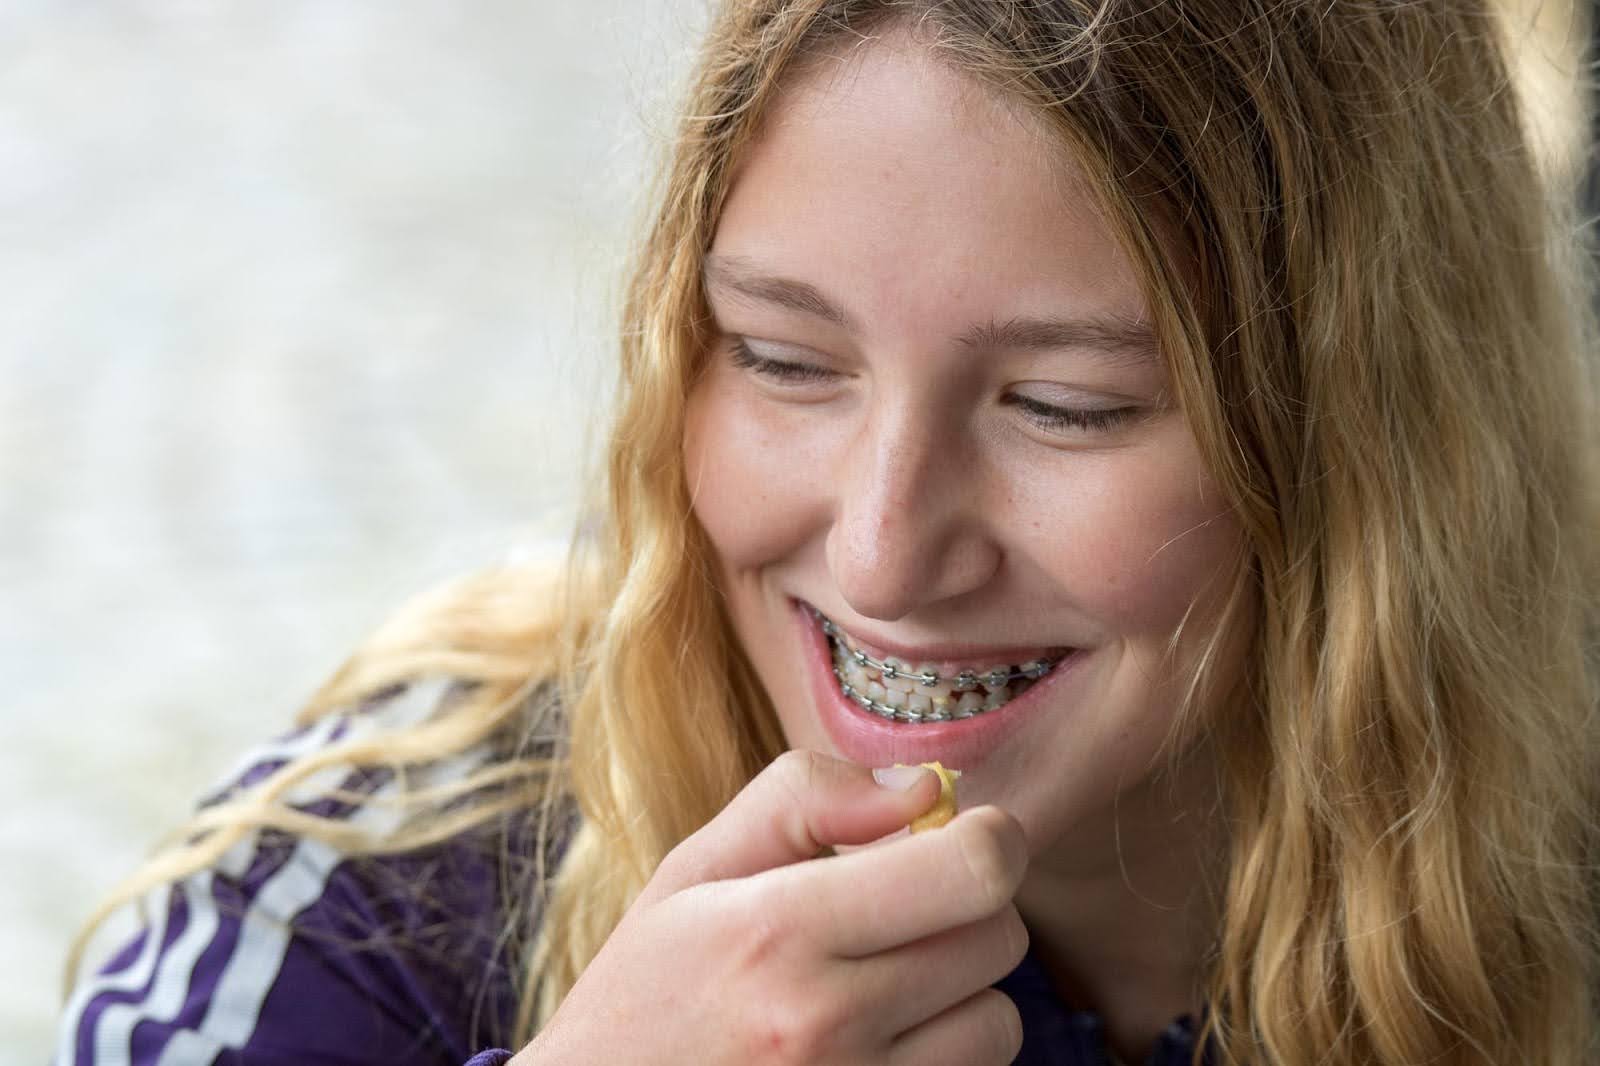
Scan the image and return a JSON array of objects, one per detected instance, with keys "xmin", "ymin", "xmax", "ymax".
[{"xmin": 816, "ymin": 612, "xmax": 1055, "ymax": 686}]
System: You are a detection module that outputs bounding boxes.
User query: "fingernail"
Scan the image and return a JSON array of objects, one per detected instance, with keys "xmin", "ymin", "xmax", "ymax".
[{"xmin": 872, "ymin": 764, "xmax": 931, "ymax": 790}]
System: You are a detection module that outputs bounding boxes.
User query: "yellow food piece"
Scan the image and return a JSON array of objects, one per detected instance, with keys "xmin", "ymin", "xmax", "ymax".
[{"xmin": 908, "ymin": 761, "xmax": 961, "ymax": 832}]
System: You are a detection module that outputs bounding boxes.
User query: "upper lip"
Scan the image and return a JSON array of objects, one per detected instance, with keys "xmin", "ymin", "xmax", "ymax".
[{"xmin": 803, "ymin": 601, "xmax": 1073, "ymax": 666}]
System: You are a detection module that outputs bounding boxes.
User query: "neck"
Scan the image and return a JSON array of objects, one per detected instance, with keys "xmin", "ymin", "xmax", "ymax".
[{"xmin": 1015, "ymin": 744, "xmax": 1225, "ymax": 1064}]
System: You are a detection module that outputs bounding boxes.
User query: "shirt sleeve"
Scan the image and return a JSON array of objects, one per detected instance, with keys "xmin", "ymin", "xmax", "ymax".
[{"xmin": 54, "ymin": 679, "xmax": 550, "ymax": 1066}]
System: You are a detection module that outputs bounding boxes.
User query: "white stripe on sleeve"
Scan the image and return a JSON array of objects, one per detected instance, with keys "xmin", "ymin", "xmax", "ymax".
[
  {"xmin": 149, "ymin": 746, "xmax": 486, "ymax": 1065},
  {"xmin": 62, "ymin": 678, "xmax": 477, "ymax": 1066},
  {"xmin": 199, "ymin": 712, "xmax": 347, "ymax": 805},
  {"xmin": 90, "ymin": 873, "xmax": 219, "ymax": 1066},
  {"xmin": 55, "ymin": 885, "xmax": 174, "ymax": 1066}
]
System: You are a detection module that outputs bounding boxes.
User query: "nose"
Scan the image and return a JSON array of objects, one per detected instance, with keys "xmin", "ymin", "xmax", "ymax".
[{"xmin": 825, "ymin": 403, "xmax": 1001, "ymax": 620}]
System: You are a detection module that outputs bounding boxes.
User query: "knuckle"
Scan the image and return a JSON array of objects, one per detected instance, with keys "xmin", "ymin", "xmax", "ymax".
[
  {"xmin": 770, "ymin": 749, "xmax": 822, "ymax": 807},
  {"xmin": 742, "ymin": 913, "xmax": 790, "ymax": 973},
  {"xmin": 724, "ymin": 880, "xmax": 792, "ymax": 971},
  {"xmin": 769, "ymin": 751, "xmax": 819, "ymax": 835},
  {"xmin": 999, "ymin": 905, "xmax": 1030, "ymax": 967},
  {"xmin": 655, "ymin": 835, "xmax": 712, "ymax": 891},
  {"xmin": 954, "ymin": 817, "xmax": 1021, "ymax": 913},
  {"xmin": 773, "ymin": 747, "xmax": 823, "ymax": 782},
  {"xmin": 708, "ymin": 885, "xmax": 835, "ymax": 1064},
  {"xmin": 649, "ymin": 838, "xmax": 694, "ymax": 889},
  {"xmin": 987, "ymin": 990, "xmax": 1024, "ymax": 1060},
  {"xmin": 657, "ymin": 835, "xmax": 695, "ymax": 878},
  {"xmin": 804, "ymin": 986, "xmax": 854, "ymax": 1051},
  {"xmin": 748, "ymin": 994, "xmax": 834, "ymax": 1064}
]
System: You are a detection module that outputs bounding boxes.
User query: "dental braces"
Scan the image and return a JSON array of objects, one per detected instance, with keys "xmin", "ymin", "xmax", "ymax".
[
  {"xmin": 833, "ymin": 666, "xmax": 997, "ymax": 723},
  {"xmin": 815, "ymin": 613, "xmax": 1056, "ymax": 689}
]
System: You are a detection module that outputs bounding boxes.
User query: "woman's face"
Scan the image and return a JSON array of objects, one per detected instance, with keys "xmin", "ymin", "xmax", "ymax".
[{"xmin": 684, "ymin": 35, "xmax": 1248, "ymax": 866}]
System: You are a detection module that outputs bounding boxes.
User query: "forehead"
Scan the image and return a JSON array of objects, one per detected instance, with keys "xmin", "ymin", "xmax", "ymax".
[{"xmin": 710, "ymin": 29, "xmax": 1153, "ymax": 344}]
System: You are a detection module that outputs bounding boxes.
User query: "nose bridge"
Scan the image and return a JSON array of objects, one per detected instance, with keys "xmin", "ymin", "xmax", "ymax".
[{"xmin": 828, "ymin": 399, "xmax": 996, "ymax": 619}]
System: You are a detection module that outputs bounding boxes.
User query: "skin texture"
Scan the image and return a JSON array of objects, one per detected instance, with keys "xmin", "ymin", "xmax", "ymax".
[
  {"xmin": 683, "ymin": 32, "xmax": 1252, "ymax": 1061},
  {"xmin": 518, "ymin": 754, "xmax": 1034, "ymax": 1066}
]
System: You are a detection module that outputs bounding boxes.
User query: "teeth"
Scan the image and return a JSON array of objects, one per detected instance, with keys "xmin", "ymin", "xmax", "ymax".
[
  {"xmin": 818, "ymin": 607, "xmax": 1061, "ymax": 725},
  {"xmin": 832, "ymin": 656, "xmax": 1024, "ymax": 724}
]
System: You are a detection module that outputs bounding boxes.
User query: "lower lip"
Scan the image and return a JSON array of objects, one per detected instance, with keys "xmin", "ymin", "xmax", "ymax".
[{"xmin": 793, "ymin": 599, "xmax": 1085, "ymax": 770}]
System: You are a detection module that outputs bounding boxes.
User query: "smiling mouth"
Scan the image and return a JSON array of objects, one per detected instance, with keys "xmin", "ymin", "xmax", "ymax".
[{"xmin": 807, "ymin": 605, "xmax": 1066, "ymax": 724}]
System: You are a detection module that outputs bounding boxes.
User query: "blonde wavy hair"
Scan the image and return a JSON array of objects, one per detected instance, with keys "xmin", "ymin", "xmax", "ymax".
[{"xmin": 71, "ymin": 2, "xmax": 1600, "ymax": 1063}]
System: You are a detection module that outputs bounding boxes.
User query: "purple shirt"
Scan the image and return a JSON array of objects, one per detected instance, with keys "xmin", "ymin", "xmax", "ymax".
[{"xmin": 56, "ymin": 679, "xmax": 1212, "ymax": 1065}]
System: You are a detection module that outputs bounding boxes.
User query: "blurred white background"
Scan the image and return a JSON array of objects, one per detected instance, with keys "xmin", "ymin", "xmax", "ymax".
[{"xmin": 1, "ymin": 3, "xmax": 700, "ymax": 1060}]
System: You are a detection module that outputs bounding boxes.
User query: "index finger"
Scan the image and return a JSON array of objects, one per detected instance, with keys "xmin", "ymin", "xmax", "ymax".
[
  {"xmin": 640, "ymin": 751, "xmax": 942, "ymax": 906},
  {"xmin": 772, "ymin": 804, "xmax": 1029, "ymax": 958}
]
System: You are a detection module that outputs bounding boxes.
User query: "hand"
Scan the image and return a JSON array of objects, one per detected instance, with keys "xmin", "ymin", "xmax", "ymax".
[{"xmin": 512, "ymin": 750, "xmax": 1030, "ymax": 1065}]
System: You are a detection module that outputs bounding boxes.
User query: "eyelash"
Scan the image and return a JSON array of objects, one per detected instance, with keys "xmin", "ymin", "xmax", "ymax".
[
  {"xmin": 1002, "ymin": 395, "xmax": 1139, "ymax": 433},
  {"xmin": 728, "ymin": 339, "xmax": 835, "ymax": 383},
  {"xmin": 726, "ymin": 338, "xmax": 1139, "ymax": 433}
]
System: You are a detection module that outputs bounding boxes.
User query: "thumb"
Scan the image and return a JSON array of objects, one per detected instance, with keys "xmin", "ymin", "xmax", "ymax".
[{"xmin": 642, "ymin": 750, "xmax": 941, "ymax": 901}]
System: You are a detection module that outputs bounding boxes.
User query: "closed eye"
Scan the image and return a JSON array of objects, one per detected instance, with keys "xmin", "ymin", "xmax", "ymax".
[
  {"xmin": 728, "ymin": 338, "xmax": 837, "ymax": 384},
  {"xmin": 1003, "ymin": 394, "xmax": 1140, "ymax": 434},
  {"xmin": 726, "ymin": 336, "xmax": 1140, "ymax": 435}
]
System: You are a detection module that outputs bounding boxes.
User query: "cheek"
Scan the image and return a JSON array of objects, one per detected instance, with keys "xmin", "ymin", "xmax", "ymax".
[
  {"xmin": 683, "ymin": 378, "xmax": 825, "ymax": 570},
  {"xmin": 1027, "ymin": 436, "xmax": 1240, "ymax": 636}
]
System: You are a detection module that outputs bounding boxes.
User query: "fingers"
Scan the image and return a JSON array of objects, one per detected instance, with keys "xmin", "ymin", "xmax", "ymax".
[
  {"xmin": 643, "ymin": 750, "xmax": 942, "ymax": 902},
  {"xmin": 848, "ymin": 905, "xmax": 1030, "ymax": 1038},
  {"xmin": 783, "ymin": 804, "xmax": 1029, "ymax": 958},
  {"xmin": 887, "ymin": 988, "xmax": 1024, "ymax": 1066},
  {"xmin": 602, "ymin": 751, "xmax": 1031, "ymax": 1066}
]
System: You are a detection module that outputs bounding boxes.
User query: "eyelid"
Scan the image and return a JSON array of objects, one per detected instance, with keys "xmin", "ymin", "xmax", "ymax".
[
  {"xmin": 726, "ymin": 335, "xmax": 1142, "ymax": 435},
  {"xmin": 727, "ymin": 337, "xmax": 838, "ymax": 383},
  {"xmin": 1004, "ymin": 394, "xmax": 1142, "ymax": 435}
]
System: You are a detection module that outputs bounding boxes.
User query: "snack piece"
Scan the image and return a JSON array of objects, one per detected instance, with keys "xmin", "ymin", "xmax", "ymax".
[{"xmin": 908, "ymin": 761, "xmax": 962, "ymax": 833}]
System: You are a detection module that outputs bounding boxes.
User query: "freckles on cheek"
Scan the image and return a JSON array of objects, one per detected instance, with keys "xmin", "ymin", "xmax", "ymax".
[{"xmin": 1064, "ymin": 467, "xmax": 1240, "ymax": 635}]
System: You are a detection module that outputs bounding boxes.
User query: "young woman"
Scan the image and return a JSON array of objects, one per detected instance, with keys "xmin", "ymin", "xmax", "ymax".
[{"xmin": 57, "ymin": 2, "xmax": 1600, "ymax": 1064}]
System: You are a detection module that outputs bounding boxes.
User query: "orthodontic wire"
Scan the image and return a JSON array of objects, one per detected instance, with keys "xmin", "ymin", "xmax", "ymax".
[
  {"xmin": 814, "ymin": 612, "xmax": 1055, "ymax": 688},
  {"xmin": 810, "ymin": 609, "xmax": 1058, "ymax": 723}
]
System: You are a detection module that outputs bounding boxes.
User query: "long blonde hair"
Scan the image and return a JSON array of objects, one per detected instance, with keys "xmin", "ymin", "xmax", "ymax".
[{"xmin": 73, "ymin": 2, "xmax": 1600, "ymax": 1062}]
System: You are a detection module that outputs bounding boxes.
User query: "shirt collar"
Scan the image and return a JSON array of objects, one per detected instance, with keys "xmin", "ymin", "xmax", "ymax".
[{"xmin": 992, "ymin": 947, "xmax": 1208, "ymax": 1066}]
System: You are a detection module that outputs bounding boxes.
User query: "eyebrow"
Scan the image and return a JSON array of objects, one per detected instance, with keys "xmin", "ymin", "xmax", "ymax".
[
  {"xmin": 956, "ymin": 315, "xmax": 1159, "ymax": 369},
  {"xmin": 704, "ymin": 255, "xmax": 855, "ymax": 329},
  {"xmin": 702, "ymin": 254, "xmax": 1160, "ymax": 368}
]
